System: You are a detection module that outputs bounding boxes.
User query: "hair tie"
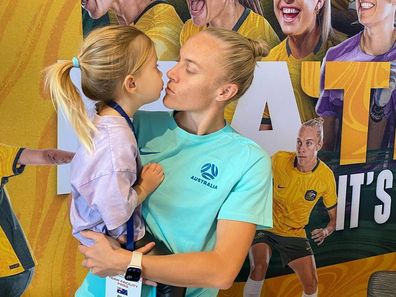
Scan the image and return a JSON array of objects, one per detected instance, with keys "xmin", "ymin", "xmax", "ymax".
[{"xmin": 72, "ymin": 57, "xmax": 80, "ymax": 68}]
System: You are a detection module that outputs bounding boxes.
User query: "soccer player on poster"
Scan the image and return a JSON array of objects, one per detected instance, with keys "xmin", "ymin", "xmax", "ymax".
[{"xmin": 244, "ymin": 118, "xmax": 337, "ymax": 297}]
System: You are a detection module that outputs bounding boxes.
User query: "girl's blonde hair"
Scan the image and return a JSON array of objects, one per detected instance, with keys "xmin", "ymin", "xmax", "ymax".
[
  {"xmin": 45, "ymin": 25, "xmax": 154, "ymax": 152},
  {"xmin": 204, "ymin": 27, "xmax": 269, "ymax": 102}
]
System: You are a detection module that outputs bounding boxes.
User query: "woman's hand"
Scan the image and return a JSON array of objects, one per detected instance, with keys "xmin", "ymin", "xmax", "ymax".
[
  {"xmin": 78, "ymin": 231, "xmax": 156, "ymax": 278},
  {"xmin": 311, "ymin": 228, "xmax": 329, "ymax": 246}
]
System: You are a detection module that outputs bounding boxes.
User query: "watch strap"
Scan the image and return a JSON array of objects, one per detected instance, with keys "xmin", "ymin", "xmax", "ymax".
[{"xmin": 128, "ymin": 251, "xmax": 142, "ymax": 269}]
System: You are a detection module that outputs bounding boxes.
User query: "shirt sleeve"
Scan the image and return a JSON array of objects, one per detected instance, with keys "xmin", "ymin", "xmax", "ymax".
[
  {"xmin": 322, "ymin": 170, "xmax": 337, "ymax": 209},
  {"xmin": 262, "ymin": 18, "xmax": 280, "ymax": 49},
  {"xmin": 316, "ymin": 54, "xmax": 344, "ymax": 117},
  {"xmin": 218, "ymin": 149, "xmax": 273, "ymax": 229},
  {"xmin": 77, "ymin": 170, "xmax": 139, "ymax": 230},
  {"xmin": 0, "ymin": 144, "xmax": 25, "ymax": 179}
]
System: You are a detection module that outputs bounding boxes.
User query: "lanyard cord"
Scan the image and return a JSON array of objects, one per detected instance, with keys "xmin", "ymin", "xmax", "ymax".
[{"xmin": 105, "ymin": 100, "xmax": 136, "ymax": 251}]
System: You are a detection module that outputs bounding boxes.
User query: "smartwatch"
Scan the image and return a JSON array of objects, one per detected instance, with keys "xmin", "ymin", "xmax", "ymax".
[{"xmin": 124, "ymin": 251, "xmax": 142, "ymax": 282}]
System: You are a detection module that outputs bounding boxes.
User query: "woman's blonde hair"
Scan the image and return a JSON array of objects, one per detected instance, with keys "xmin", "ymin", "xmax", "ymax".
[
  {"xmin": 318, "ymin": 0, "xmax": 341, "ymax": 44},
  {"xmin": 204, "ymin": 27, "xmax": 269, "ymax": 101},
  {"xmin": 302, "ymin": 117, "xmax": 324, "ymax": 142},
  {"xmin": 45, "ymin": 25, "xmax": 154, "ymax": 152}
]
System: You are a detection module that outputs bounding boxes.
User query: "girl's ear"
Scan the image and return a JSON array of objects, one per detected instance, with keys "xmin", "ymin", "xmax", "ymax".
[{"xmin": 123, "ymin": 74, "xmax": 137, "ymax": 94}]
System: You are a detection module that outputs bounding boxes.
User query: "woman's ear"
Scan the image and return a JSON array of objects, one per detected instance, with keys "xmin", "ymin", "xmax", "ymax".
[
  {"xmin": 123, "ymin": 74, "xmax": 137, "ymax": 94},
  {"xmin": 317, "ymin": 140, "xmax": 323, "ymax": 151},
  {"xmin": 216, "ymin": 83, "xmax": 239, "ymax": 103},
  {"xmin": 315, "ymin": 0, "xmax": 325, "ymax": 13}
]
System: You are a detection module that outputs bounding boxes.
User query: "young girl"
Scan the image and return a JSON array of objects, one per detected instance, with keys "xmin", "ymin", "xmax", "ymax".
[{"xmin": 44, "ymin": 25, "xmax": 164, "ymax": 249}]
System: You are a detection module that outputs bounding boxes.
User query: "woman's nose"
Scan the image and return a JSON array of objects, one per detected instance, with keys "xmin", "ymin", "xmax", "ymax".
[{"xmin": 167, "ymin": 63, "xmax": 179, "ymax": 82}]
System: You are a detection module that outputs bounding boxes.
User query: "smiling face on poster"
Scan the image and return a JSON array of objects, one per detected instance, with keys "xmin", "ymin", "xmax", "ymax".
[
  {"xmin": 356, "ymin": 0, "xmax": 396, "ymax": 27},
  {"xmin": 273, "ymin": 0, "xmax": 324, "ymax": 36}
]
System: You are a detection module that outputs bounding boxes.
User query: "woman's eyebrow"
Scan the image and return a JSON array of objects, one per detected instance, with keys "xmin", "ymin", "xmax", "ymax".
[{"xmin": 184, "ymin": 58, "xmax": 201, "ymax": 69}]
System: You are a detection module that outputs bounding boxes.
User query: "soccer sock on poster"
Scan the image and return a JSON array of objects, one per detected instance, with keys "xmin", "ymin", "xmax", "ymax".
[
  {"xmin": 243, "ymin": 277, "xmax": 264, "ymax": 297},
  {"xmin": 302, "ymin": 289, "xmax": 318, "ymax": 297}
]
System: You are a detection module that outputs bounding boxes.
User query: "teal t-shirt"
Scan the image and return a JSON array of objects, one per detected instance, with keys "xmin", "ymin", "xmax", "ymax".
[
  {"xmin": 136, "ymin": 111, "xmax": 272, "ymax": 297},
  {"xmin": 75, "ymin": 111, "xmax": 273, "ymax": 297}
]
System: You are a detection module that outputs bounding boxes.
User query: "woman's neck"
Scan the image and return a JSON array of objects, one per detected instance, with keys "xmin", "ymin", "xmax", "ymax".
[
  {"xmin": 361, "ymin": 26, "xmax": 395, "ymax": 56},
  {"xmin": 296, "ymin": 158, "xmax": 318, "ymax": 172},
  {"xmin": 113, "ymin": 0, "xmax": 153, "ymax": 25},
  {"xmin": 209, "ymin": 1, "xmax": 245, "ymax": 30},
  {"xmin": 288, "ymin": 25, "xmax": 321, "ymax": 59},
  {"xmin": 174, "ymin": 109, "xmax": 226, "ymax": 135}
]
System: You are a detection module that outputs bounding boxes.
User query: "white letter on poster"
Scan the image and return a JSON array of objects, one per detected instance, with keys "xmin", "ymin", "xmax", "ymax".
[
  {"xmin": 349, "ymin": 173, "xmax": 365, "ymax": 228},
  {"xmin": 231, "ymin": 61, "xmax": 301, "ymax": 156},
  {"xmin": 374, "ymin": 169, "xmax": 393, "ymax": 224}
]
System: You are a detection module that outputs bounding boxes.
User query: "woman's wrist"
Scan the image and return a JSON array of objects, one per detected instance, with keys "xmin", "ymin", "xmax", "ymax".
[
  {"xmin": 323, "ymin": 225, "xmax": 334, "ymax": 237},
  {"xmin": 115, "ymin": 249, "xmax": 134, "ymax": 275}
]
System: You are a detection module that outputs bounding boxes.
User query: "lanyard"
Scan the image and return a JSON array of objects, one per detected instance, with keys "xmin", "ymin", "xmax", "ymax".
[{"xmin": 105, "ymin": 100, "xmax": 135, "ymax": 251}]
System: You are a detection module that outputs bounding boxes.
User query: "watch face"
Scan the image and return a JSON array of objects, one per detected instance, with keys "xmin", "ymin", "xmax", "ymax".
[{"xmin": 125, "ymin": 266, "xmax": 141, "ymax": 282}]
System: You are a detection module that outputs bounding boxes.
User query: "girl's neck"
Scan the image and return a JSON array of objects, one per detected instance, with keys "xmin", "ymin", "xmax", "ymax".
[
  {"xmin": 113, "ymin": 0, "xmax": 153, "ymax": 25},
  {"xmin": 209, "ymin": 1, "xmax": 245, "ymax": 30},
  {"xmin": 174, "ymin": 109, "xmax": 226, "ymax": 135},
  {"xmin": 288, "ymin": 25, "xmax": 321, "ymax": 59},
  {"xmin": 361, "ymin": 26, "xmax": 395, "ymax": 56},
  {"xmin": 99, "ymin": 97, "xmax": 140, "ymax": 118}
]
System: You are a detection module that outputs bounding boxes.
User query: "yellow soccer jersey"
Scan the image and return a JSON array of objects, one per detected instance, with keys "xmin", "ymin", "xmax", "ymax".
[
  {"xmin": 262, "ymin": 33, "xmax": 346, "ymax": 122},
  {"xmin": 0, "ymin": 144, "xmax": 36, "ymax": 277},
  {"xmin": 106, "ymin": 1, "xmax": 181, "ymax": 61},
  {"xmin": 107, "ymin": 2, "xmax": 182, "ymax": 60},
  {"xmin": 270, "ymin": 151, "xmax": 337, "ymax": 238},
  {"xmin": 180, "ymin": 8, "xmax": 280, "ymax": 123},
  {"xmin": 0, "ymin": 144, "xmax": 21, "ymax": 178}
]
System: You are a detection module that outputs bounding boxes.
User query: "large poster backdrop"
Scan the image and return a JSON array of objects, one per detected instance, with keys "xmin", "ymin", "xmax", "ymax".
[
  {"xmin": 77, "ymin": 1, "xmax": 396, "ymax": 296},
  {"xmin": 1, "ymin": 0, "xmax": 395, "ymax": 296}
]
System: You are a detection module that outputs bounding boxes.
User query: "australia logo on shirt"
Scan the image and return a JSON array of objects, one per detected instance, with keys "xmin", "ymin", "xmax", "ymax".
[
  {"xmin": 304, "ymin": 190, "xmax": 317, "ymax": 201},
  {"xmin": 190, "ymin": 163, "xmax": 218, "ymax": 189}
]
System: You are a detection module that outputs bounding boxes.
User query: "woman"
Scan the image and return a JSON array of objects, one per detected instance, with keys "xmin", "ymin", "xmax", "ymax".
[
  {"xmin": 262, "ymin": 0, "xmax": 346, "ymax": 124},
  {"xmin": 82, "ymin": 0, "xmax": 183, "ymax": 60},
  {"xmin": 244, "ymin": 118, "xmax": 337, "ymax": 297},
  {"xmin": 76, "ymin": 27, "xmax": 273, "ymax": 297},
  {"xmin": 316, "ymin": 0, "xmax": 395, "ymax": 153}
]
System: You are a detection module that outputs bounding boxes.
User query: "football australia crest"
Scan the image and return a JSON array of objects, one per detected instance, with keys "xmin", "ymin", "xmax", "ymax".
[{"xmin": 304, "ymin": 190, "xmax": 317, "ymax": 201}]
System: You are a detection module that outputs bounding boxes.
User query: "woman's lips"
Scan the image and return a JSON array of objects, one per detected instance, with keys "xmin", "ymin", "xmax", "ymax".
[
  {"xmin": 281, "ymin": 7, "xmax": 300, "ymax": 23},
  {"xmin": 360, "ymin": 1, "xmax": 375, "ymax": 10},
  {"xmin": 189, "ymin": 0, "xmax": 205, "ymax": 17},
  {"xmin": 166, "ymin": 86, "xmax": 175, "ymax": 95}
]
